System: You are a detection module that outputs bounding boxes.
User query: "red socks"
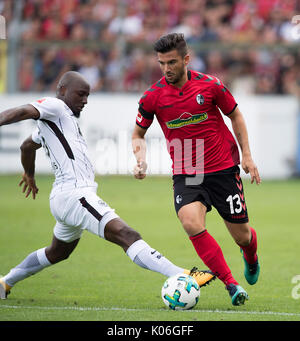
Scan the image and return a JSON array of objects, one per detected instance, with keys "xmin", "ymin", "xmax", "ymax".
[
  {"xmin": 239, "ymin": 227, "xmax": 258, "ymax": 265},
  {"xmin": 190, "ymin": 230, "xmax": 238, "ymax": 286}
]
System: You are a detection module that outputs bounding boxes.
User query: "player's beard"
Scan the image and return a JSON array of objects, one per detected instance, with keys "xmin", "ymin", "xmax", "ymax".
[{"xmin": 166, "ymin": 66, "xmax": 185, "ymax": 85}]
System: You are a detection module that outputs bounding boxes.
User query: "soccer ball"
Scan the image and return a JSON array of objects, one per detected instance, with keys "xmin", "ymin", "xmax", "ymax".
[{"xmin": 161, "ymin": 273, "xmax": 200, "ymax": 310}]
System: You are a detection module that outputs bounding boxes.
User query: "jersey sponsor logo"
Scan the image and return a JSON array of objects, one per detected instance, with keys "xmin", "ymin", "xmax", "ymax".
[
  {"xmin": 166, "ymin": 112, "xmax": 208, "ymax": 129},
  {"xmin": 196, "ymin": 94, "xmax": 205, "ymax": 105},
  {"xmin": 37, "ymin": 98, "xmax": 46, "ymax": 104}
]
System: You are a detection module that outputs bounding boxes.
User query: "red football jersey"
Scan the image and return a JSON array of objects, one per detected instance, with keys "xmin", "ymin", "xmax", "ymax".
[{"xmin": 136, "ymin": 70, "xmax": 240, "ymax": 174}]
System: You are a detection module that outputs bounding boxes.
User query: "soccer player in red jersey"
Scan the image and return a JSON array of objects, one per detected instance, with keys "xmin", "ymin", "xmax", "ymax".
[{"xmin": 132, "ymin": 33, "xmax": 261, "ymax": 306}]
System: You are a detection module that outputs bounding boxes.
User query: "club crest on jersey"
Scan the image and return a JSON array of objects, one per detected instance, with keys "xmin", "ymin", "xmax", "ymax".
[
  {"xmin": 166, "ymin": 112, "xmax": 208, "ymax": 129},
  {"xmin": 196, "ymin": 94, "xmax": 205, "ymax": 105}
]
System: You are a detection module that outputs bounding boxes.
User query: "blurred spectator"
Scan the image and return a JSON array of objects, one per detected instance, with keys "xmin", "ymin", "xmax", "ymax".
[
  {"xmin": 107, "ymin": 7, "xmax": 143, "ymax": 42},
  {"xmin": 188, "ymin": 49, "xmax": 206, "ymax": 73},
  {"xmin": 34, "ymin": 48, "xmax": 66, "ymax": 91},
  {"xmin": 255, "ymin": 74, "xmax": 278, "ymax": 94},
  {"xmin": 105, "ymin": 47, "xmax": 127, "ymax": 91},
  {"xmin": 228, "ymin": 48, "xmax": 256, "ymax": 95},
  {"xmin": 77, "ymin": 50, "xmax": 103, "ymax": 92},
  {"xmin": 205, "ymin": 50, "xmax": 229, "ymax": 83},
  {"xmin": 123, "ymin": 48, "xmax": 149, "ymax": 91},
  {"xmin": 0, "ymin": 0, "xmax": 298, "ymax": 95},
  {"xmin": 19, "ymin": 51, "xmax": 35, "ymax": 91}
]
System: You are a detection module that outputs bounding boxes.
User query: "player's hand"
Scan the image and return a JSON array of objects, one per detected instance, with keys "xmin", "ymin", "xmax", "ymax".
[
  {"xmin": 134, "ymin": 160, "xmax": 147, "ymax": 180},
  {"xmin": 19, "ymin": 173, "xmax": 39, "ymax": 199},
  {"xmin": 242, "ymin": 156, "xmax": 261, "ymax": 185}
]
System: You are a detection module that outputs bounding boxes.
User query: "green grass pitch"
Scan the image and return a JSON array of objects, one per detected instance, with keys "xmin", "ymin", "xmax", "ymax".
[{"xmin": 0, "ymin": 174, "xmax": 300, "ymax": 321}]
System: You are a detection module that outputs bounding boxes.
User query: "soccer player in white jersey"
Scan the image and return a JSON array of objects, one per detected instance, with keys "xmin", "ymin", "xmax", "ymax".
[{"xmin": 0, "ymin": 71, "xmax": 215, "ymax": 299}]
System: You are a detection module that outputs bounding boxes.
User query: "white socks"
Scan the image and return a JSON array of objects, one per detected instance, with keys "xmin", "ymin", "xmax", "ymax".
[
  {"xmin": 3, "ymin": 247, "xmax": 51, "ymax": 287},
  {"xmin": 3, "ymin": 241, "xmax": 183, "ymax": 289},
  {"xmin": 126, "ymin": 239, "xmax": 184, "ymax": 277}
]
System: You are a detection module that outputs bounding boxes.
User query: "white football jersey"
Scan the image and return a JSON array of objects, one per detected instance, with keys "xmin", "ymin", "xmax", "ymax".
[{"xmin": 30, "ymin": 97, "xmax": 97, "ymax": 195}]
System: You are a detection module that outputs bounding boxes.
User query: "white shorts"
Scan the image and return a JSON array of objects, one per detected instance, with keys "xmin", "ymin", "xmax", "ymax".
[{"xmin": 50, "ymin": 187, "xmax": 119, "ymax": 242}]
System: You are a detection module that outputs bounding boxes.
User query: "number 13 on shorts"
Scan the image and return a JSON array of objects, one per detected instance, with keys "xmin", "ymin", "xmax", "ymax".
[{"xmin": 226, "ymin": 194, "xmax": 245, "ymax": 214}]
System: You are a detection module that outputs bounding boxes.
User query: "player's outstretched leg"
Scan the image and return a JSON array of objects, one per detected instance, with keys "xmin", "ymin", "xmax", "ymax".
[
  {"xmin": 105, "ymin": 218, "xmax": 216, "ymax": 287},
  {"xmin": 126, "ymin": 239, "xmax": 216, "ymax": 287}
]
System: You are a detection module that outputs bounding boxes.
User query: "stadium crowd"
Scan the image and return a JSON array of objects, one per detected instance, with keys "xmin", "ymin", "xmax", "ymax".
[{"xmin": 1, "ymin": 0, "xmax": 299, "ymax": 95}]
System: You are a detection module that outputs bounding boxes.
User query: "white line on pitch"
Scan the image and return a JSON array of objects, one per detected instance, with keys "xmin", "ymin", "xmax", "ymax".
[{"xmin": 1, "ymin": 304, "xmax": 300, "ymax": 317}]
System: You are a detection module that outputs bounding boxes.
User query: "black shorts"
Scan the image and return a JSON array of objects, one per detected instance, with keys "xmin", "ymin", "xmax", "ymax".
[{"xmin": 173, "ymin": 166, "xmax": 249, "ymax": 224}]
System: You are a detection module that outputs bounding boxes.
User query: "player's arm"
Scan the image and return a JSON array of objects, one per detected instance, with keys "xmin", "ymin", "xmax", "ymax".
[
  {"xmin": 19, "ymin": 135, "xmax": 41, "ymax": 199},
  {"xmin": 0, "ymin": 104, "xmax": 40, "ymax": 126},
  {"xmin": 228, "ymin": 106, "xmax": 261, "ymax": 184},
  {"xmin": 133, "ymin": 88, "xmax": 155, "ymax": 179},
  {"xmin": 132, "ymin": 124, "xmax": 148, "ymax": 179}
]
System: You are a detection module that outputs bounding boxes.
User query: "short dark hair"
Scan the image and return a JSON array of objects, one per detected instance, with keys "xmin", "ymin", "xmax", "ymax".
[{"xmin": 154, "ymin": 33, "xmax": 188, "ymax": 57}]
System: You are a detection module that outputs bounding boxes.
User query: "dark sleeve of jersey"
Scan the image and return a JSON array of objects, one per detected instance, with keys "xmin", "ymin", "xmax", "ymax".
[{"xmin": 136, "ymin": 96, "xmax": 155, "ymax": 129}]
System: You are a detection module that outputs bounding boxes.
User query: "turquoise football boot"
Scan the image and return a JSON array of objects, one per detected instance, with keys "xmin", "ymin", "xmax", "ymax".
[
  {"xmin": 226, "ymin": 283, "xmax": 249, "ymax": 306},
  {"xmin": 241, "ymin": 249, "xmax": 260, "ymax": 285}
]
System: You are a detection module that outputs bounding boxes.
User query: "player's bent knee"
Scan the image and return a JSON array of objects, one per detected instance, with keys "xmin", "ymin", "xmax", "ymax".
[
  {"xmin": 178, "ymin": 204, "xmax": 206, "ymax": 237},
  {"xmin": 45, "ymin": 237, "xmax": 79, "ymax": 264},
  {"xmin": 45, "ymin": 250, "xmax": 70, "ymax": 264},
  {"xmin": 119, "ymin": 225, "xmax": 141, "ymax": 245},
  {"xmin": 181, "ymin": 218, "xmax": 205, "ymax": 237},
  {"xmin": 224, "ymin": 221, "xmax": 252, "ymax": 246},
  {"xmin": 235, "ymin": 233, "xmax": 251, "ymax": 247},
  {"xmin": 45, "ymin": 246, "xmax": 75, "ymax": 263},
  {"xmin": 105, "ymin": 219, "xmax": 141, "ymax": 249}
]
